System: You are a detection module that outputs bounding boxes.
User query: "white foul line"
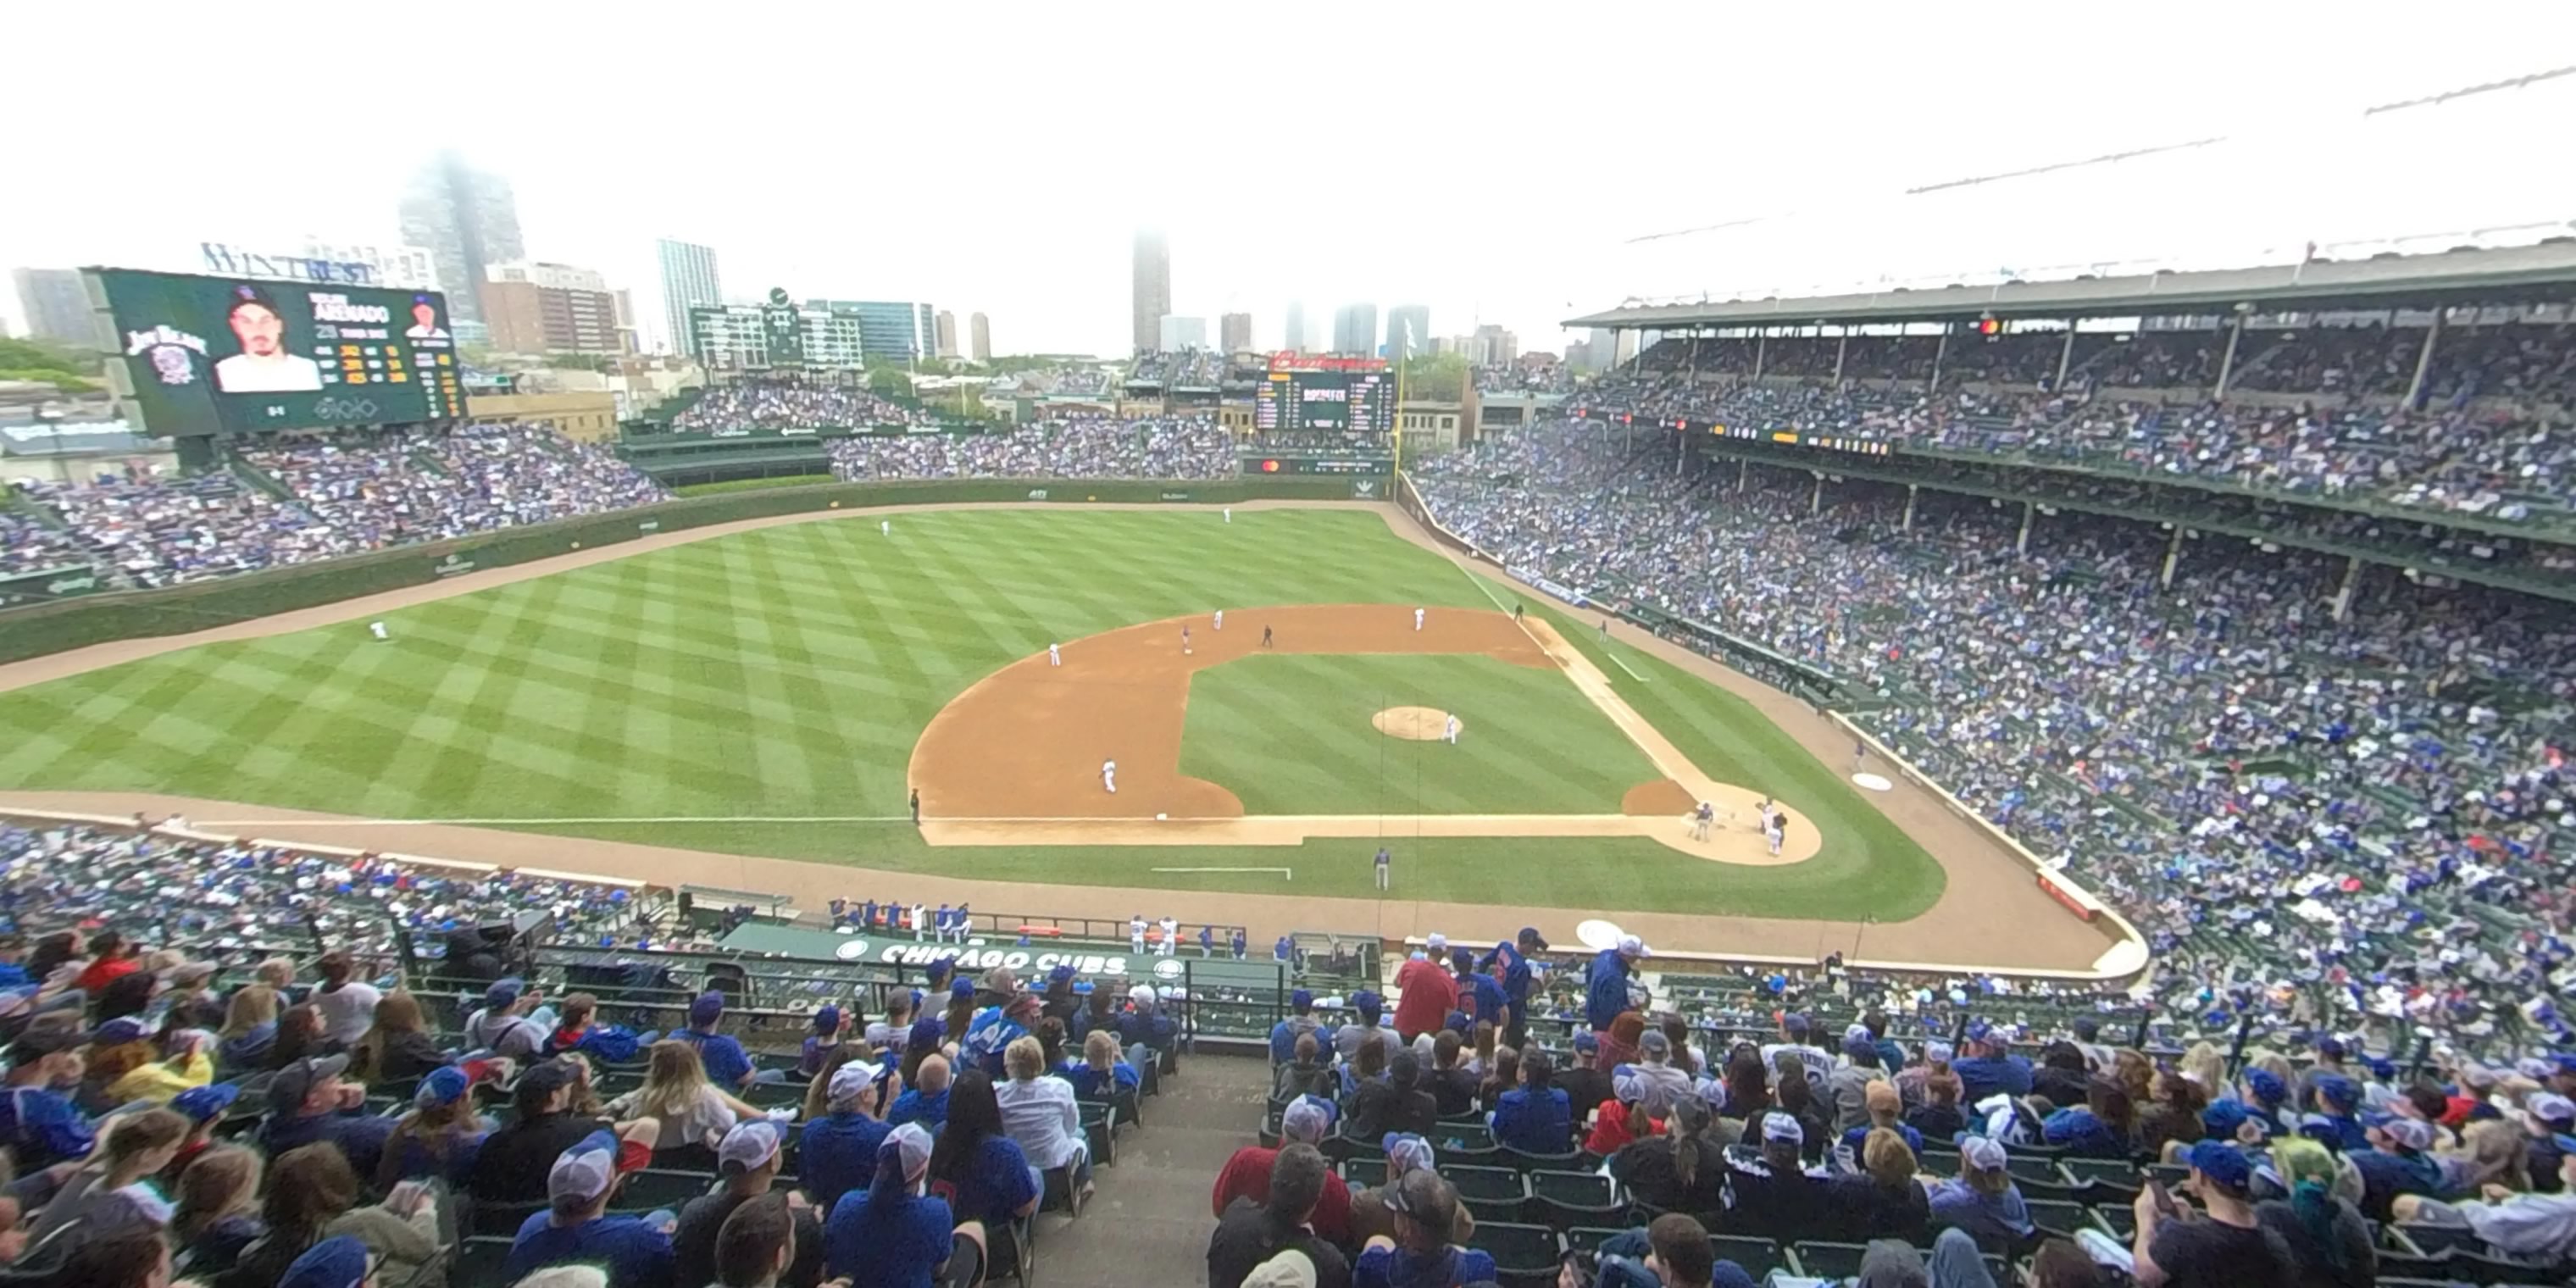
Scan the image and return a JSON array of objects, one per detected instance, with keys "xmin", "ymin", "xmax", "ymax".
[
  {"xmin": 1603, "ymin": 650, "xmax": 1649, "ymax": 682},
  {"xmin": 1152, "ymin": 866, "xmax": 1292, "ymax": 880},
  {"xmin": 1460, "ymin": 561, "xmax": 1646, "ymax": 683}
]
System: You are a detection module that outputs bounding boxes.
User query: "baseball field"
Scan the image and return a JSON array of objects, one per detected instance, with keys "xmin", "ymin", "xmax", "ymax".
[{"xmin": 0, "ymin": 502, "xmax": 2127, "ymax": 969}]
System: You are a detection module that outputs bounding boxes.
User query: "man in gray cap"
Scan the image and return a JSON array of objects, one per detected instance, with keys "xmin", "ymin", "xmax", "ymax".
[
  {"xmin": 259, "ymin": 1054, "xmax": 397, "ymax": 1179},
  {"xmin": 1720, "ymin": 1113, "xmax": 1826, "ymax": 1246},
  {"xmin": 671, "ymin": 1120, "xmax": 822, "ymax": 1288}
]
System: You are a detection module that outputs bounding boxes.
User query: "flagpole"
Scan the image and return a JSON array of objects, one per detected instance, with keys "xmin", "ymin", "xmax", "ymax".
[{"xmin": 1392, "ymin": 356, "xmax": 1407, "ymax": 480}]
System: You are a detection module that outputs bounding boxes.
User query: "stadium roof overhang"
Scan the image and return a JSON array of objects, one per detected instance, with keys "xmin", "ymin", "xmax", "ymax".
[{"xmin": 1563, "ymin": 239, "xmax": 2576, "ymax": 330}]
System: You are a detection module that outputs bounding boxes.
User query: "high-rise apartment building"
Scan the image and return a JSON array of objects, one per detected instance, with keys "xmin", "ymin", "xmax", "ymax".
[
  {"xmin": 970, "ymin": 312, "xmax": 991, "ymax": 362},
  {"xmin": 478, "ymin": 261, "xmax": 621, "ymax": 355},
  {"xmin": 1333, "ymin": 304, "xmax": 1379, "ymax": 357},
  {"xmin": 656, "ymin": 239, "xmax": 723, "ymax": 358},
  {"xmin": 935, "ymin": 310, "xmax": 958, "ymax": 358},
  {"xmin": 1283, "ymin": 303, "xmax": 1307, "ymax": 354},
  {"xmin": 396, "ymin": 153, "xmax": 525, "ymax": 325},
  {"xmin": 1219, "ymin": 312, "xmax": 1252, "ymax": 354},
  {"xmin": 11, "ymin": 268, "xmax": 92, "ymax": 347},
  {"xmin": 818, "ymin": 301, "xmax": 935, "ymax": 363},
  {"xmin": 1158, "ymin": 315, "xmax": 1208, "ymax": 352},
  {"xmin": 1472, "ymin": 324, "xmax": 1518, "ymax": 366},
  {"xmin": 1385, "ymin": 305, "xmax": 1430, "ymax": 362},
  {"xmin": 1131, "ymin": 231, "xmax": 1170, "ymax": 354}
]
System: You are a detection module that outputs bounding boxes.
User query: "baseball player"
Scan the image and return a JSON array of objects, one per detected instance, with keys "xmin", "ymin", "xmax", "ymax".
[
  {"xmin": 1130, "ymin": 915, "xmax": 1147, "ymax": 955},
  {"xmin": 1374, "ymin": 846, "xmax": 1391, "ymax": 891},
  {"xmin": 369, "ymin": 621, "xmax": 388, "ymax": 641},
  {"xmin": 1766, "ymin": 813, "xmax": 1785, "ymax": 856},
  {"xmin": 1223, "ymin": 507, "xmax": 1232, "ymax": 524},
  {"xmin": 1754, "ymin": 795, "xmax": 1774, "ymax": 833},
  {"xmin": 1213, "ymin": 609, "xmax": 1224, "ymax": 631},
  {"xmin": 1102, "ymin": 758, "xmax": 1117, "ymax": 794},
  {"xmin": 911, "ymin": 902, "xmax": 928, "ymax": 941},
  {"xmin": 1443, "ymin": 713, "xmax": 1460, "ymax": 745},
  {"xmin": 1413, "ymin": 607, "xmax": 1425, "ymax": 631},
  {"xmin": 1181, "ymin": 625, "xmax": 1192, "ymax": 656},
  {"xmin": 1049, "ymin": 642, "xmax": 1061, "ymax": 667},
  {"xmin": 1158, "ymin": 916, "xmax": 1179, "ymax": 956},
  {"xmin": 1261, "ymin": 625, "xmax": 1274, "ymax": 648},
  {"xmin": 1691, "ymin": 802, "xmax": 1714, "ymax": 841},
  {"xmin": 881, "ymin": 519, "xmax": 891, "ymax": 536}
]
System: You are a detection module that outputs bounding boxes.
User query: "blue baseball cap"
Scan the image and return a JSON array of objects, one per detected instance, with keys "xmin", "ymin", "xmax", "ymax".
[
  {"xmin": 279, "ymin": 1235, "xmax": 371, "ymax": 1288},
  {"xmin": 1048, "ymin": 964, "xmax": 1077, "ymax": 985},
  {"xmin": 486, "ymin": 977, "xmax": 525, "ymax": 1008},
  {"xmin": 2245, "ymin": 1069, "xmax": 2286, "ymax": 1105},
  {"xmin": 1352, "ymin": 990, "xmax": 1382, "ymax": 1020},
  {"xmin": 950, "ymin": 978, "xmax": 975, "ymax": 1001},
  {"xmin": 2202, "ymin": 1098, "xmax": 2249, "ymax": 1138},
  {"xmin": 689, "ymin": 991, "xmax": 725, "ymax": 1026},
  {"xmin": 907, "ymin": 1018, "xmax": 945, "ymax": 1050},
  {"xmin": 1291, "ymin": 989, "xmax": 1313, "ymax": 1010},
  {"xmin": 2314, "ymin": 1074, "xmax": 2361, "ymax": 1111},
  {"xmin": 1573, "ymin": 1031, "xmax": 1599, "ymax": 1053},
  {"xmin": 813, "ymin": 1005, "xmax": 841, "ymax": 1034},
  {"xmin": 415, "ymin": 1065, "xmax": 472, "ymax": 1108},
  {"xmin": 172, "ymin": 1082, "xmax": 241, "ymax": 1124},
  {"xmin": 2184, "ymin": 1140, "xmax": 2252, "ymax": 1191}
]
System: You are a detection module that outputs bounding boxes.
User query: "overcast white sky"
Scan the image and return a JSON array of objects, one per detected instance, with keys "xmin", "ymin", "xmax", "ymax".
[{"xmin": 5, "ymin": 3, "xmax": 2573, "ymax": 356}]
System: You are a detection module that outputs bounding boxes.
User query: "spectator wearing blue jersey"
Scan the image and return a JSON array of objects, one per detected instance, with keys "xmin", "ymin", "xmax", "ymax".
[
  {"xmin": 674, "ymin": 991, "xmax": 777, "ymax": 1087},
  {"xmin": 1065, "ymin": 1030, "xmax": 1141, "ymax": 1100},
  {"xmin": 1450, "ymin": 949, "xmax": 1507, "ymax": 1030},
  {"xmin": 1585, "ymin": 936, "xmax": 1648, "ymax": 1035},
  {"xmin": 2308, "ymin": 1075, "xmax": 2372, "ymax": 1154},
  {"xmin": 825, "ymin": 1122, "xmax": 952, "ymax": 1288},
  {"xmin": 1479, "ymin": 929, "xmax": 1544, "ymax": 1046},
  {"xmin": 962, "ymin": 989, "xmax": 1041, "ymax": 1079},
  {"xmin": 801, "ymin": 1060, "xmax": 896, "ymax": 1211},
  {"xmin": 2041, "ymin": 1077, "xmax": 2139, "ymax": 1159},
  {"xmin": 1489, "ymin": 1047, "xmax": 1573, "ymax": 1154},
  {"xmin": 505, "ymin": 1124, "xmax": 675, "ymax": 1288},
  {"xmin": 1952, "ymin": 1020, "xmax": 2034, "ymax": 1105},
  {"xmin": 1270, "ymin": 990, "xmax": 1325, "ymax": 1064},
  {"xmin": 0, "ymin": 1025, "xmax": 96, "ymax": 1169},
  {"xmin": 926, "ymin": 1070, "xmax": 1040, "ymax": 1232}
]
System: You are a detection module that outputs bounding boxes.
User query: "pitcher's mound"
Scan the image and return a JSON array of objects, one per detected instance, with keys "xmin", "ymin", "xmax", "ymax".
[{"xmin": 1373, "ymin": 706, "xmax": 1455, "ymax": 741}]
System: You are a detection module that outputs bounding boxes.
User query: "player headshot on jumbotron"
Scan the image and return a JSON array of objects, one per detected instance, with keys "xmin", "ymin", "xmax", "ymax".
[
  {"xmin": 405, "ymin": 295, "xmax": 448, "ymax": 341},
  {"xmin": 212, "ymin": 285, "xmax": 325, "ymax": 393}
]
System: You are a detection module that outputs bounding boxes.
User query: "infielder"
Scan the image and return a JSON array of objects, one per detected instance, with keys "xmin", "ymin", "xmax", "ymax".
[
  {"xmin": 1413, "ymin": 607, "xmax": 1425, "ymax": 631},
  {"xmin": 1261, "ymin": 625, "xmax": 1274, "ymax": 648},
  {"xmin": 1766, "ymin": 813, "xmax": 1785, "ymax": 856},
  {"xmin": 369, "ymin": 621, "xmax": 388, "ymax": 641},
  {"xmin": 1213, "ymin": 609, "xmax": 1224, "ymax": 631},
  {"xmin": 1443, "ymin": 713, "xmax": 1460, "ymax": 745},
  {"xmin": 1102, "ymin": 758, "xmax": 1117, "ymax": 793},
  {"xmin": 1181, "ymin": 625, "xmax": 1192, "ymax": 656},
  {"xmin": 1049, "ymin": 642, "xmax": 1062, "ymax": 667},
  {"xmin": 1690, "ymin": 802, "xmax": 1714, "ymax": 841}
]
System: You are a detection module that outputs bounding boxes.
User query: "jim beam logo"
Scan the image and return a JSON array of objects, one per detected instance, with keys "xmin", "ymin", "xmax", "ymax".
[{"xmin": 124, "ymin": 325, "xmax": 209, "ymax": 386}]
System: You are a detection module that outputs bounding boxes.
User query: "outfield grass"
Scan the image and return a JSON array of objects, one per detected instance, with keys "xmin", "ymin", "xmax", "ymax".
[
  {"xmin": 0, "ymin": 508, "xmax": 1947, "ymax": 919},
  {"xmin": 1178, "ymin": 653, "xmax": 1658, "ymax": 814}
]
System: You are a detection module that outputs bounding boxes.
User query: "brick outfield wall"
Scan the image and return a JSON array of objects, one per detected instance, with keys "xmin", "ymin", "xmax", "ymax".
[{"xmin": 0, "ymin": 475, "xmax": 1369, "ymax": 665}]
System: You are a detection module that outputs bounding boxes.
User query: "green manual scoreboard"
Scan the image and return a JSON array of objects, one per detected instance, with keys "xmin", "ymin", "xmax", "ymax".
[{"xmin": 89, "ymin": 268, "xmax": 465, "ymax": 436}]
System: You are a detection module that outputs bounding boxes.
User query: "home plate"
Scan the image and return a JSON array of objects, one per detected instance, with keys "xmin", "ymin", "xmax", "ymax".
[{"xmin": 1852, "ymin": 772, "xmax": 1894, "ymax": 792}]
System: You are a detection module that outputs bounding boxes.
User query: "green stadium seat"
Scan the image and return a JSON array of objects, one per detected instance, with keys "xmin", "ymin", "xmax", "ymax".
[
  {"xmin": 453, "ymin": 1236, "xmax": 517, "ymax": 1288},
  {"xmin": 1563, "ymin": 1227, "xmax": 1627, "ymax": 1258},
  {"xmin": 1468, "ymin": 1221, "xmax": 1563, "ymax": 1288},
  {"xmin": 1709, "ymin": 1235, "xmax": 1792, "ymax": 1281},
  {"xmin": 1791, "ymin": 1241, "xmax": 1871, "ymax": 1280},
  {"xmin": 2024, "ymin": 1199, "xmax": 2093, "ymax": 1241},
  {"xmin": 614, "ymin": 1169, "xmax": 719, "ymax": 1213},
  {"xmin": 1526, "ymin": 1170, "xmax": 1620, "ymax": 1230},
  {"xmin": 1444, "ymin": 1165, "xmax": 1530, "ymax": 1224}
]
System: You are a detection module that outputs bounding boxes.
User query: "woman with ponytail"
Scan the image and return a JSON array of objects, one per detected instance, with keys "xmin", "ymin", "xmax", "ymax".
[
  {"xmin": 2254, "ymin": 1136, "xmax": 2375, "ymax": 1288},
  {"xmin": 823, "ymin": 1121, "xmax": 955, "ymax": 1288},
  {"xmin": 1609, "ymin": 1095, "xmax": 1724, "ymax": 1213}
]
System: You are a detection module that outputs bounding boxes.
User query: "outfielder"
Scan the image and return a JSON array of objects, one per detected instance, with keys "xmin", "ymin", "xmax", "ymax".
[
  {"xmin": 369, "ymin": 621, "xmax": 388, "ymax": 641},
  {"xmin": 1261, "ymin": 625, "xmax": 1274, "ymax": 648},
  {"xmin": 881, "ymin": 519, "xmax": 891, "ymax": 536},
  {"xmin": 1413, "ymin": 607, "xmax": 1425, "ymax": 631},
  {"xmin": 1223, "ymin": 507, "xmax": 1232, "ymax": 524},
  {"xmin": 1049, "ymin": 642, "xmax": 1062, "ymax": 667},
  {"xmin": 1102, "ymin": 758, "xmax": 1117, "ymax": 793},
  {"xmin": 1374, "ymin": 846, "xmax": 1391, "ymax": 891},
  {"xmin": 1443, "ymin": 713, "xmax": 1460, "ymax": 745}
]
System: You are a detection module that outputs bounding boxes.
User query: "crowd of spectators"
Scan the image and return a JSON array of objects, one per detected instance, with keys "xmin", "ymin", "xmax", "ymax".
[
  {"xmin": 0, "ymin": 812, "xmax": 1182, "ymax": 1288},
  {"xmin": 1126, "ymin": 351, "xmax": 1227, "ymax": 389},
  {"xmin": 1415, "ymin": 425, "xmax": 2575, "ymax": 1057},
  {"xmin": 6, "ymin": 424, "xmax": 669, "ymax": 591},
  {"xmin": 1474, "ymin": 364, "xmax": 1575, "ymax": 396},
  {"xmin": 1227, "ymin": 931, "xmax": 2576, "ymax": 1288},
  {"xmin": 673, "ymin": 380, "xmax": 919, "ymax": 432},
  {"xmin": 1575, "ymin": 374, "xmax": 2576, "ymax": 524},
  {"xmin": 828, "ymin": 415, "xmax": 1235, "ymax": 481},
  {"xmin": 983, "ymin": 368, "xmax": 1113, "ymax": 401}
]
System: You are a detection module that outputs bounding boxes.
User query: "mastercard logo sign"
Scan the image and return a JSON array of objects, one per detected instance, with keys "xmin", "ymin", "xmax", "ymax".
[{"xmin": 1261, "ymin": 459, "xmax": 1280, "ymax": 473}]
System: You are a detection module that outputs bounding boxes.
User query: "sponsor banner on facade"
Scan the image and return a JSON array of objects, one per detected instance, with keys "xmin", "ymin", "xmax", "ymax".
[
  {"xmin": 432, "ymin": 554, "xmax": 476, "ymax": 578},
  {"xmin": 1026, "ymin": 489, "xmax": 1049, "ymax": 501},
  {"xmin": 841, "ymin": 938, "xmax": 1188, "ymax": 980},
  {"xmin": 1504, "ymin": 565, "xmax": 1589, "ymax": 607},
  {"xmin": 1159, "ymin": 491, "xmax": 1191, "ymax": 502},
  {"xmin": 637, "ymin": 520, "xmax": 660, "ymax": 533}
]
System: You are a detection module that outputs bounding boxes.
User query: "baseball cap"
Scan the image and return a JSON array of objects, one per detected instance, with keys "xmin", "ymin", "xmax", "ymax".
[
  {"xmin": 1518, "ymin": 926, "xmax": 1549, "ymax": 950},
  {"xmin": 1963, "ymin": 1019, "xmax": 1995, "ymax": 1044},
  {"xmin": 1291, "ymin": 989, "xmax": 1314, "ymax": 1010},
  {"xmin": 719, "ymin": 1119, "xmax": 784, "ymax": 1174},
  {"xmin": 2314, "ymin": 1074, "xmax": 2361, "ymax": 1110},
  {"xmin": 2246, "ymin": 1069, "xmax": 2287, "ymax": 1105},
  {"xmin": 486, "ymin": 977, "xmax": 525, "ymax": 1008},
  {"xmin": 158, "ymin": 958, "xmax": 219, "ymax": 986},
  {"xmin": 830, "ymin": 1062, "xmax": 885, "ymax": 1106},
  {"xmin": 1959, "ymin": 1135, "xmax": 2007, "ymax": 1172},
  {"xmin": 93, "ymin": 1017, "xmax": 150, "ymax": 1046},
  {"xmin": 1280, "ymin": 1095, "xmax": 1335, "ymax": 1145},
  {"xmin": 269, "ymin": 1055, "xmax": 351, "ymax": 1111},
  {"xmin": 951, "ymin": 978, "xmax": 976, "ymax": 1002},
  {"xmin": 415, "ymin": 1065, "xmax": 472, "ymax": 1108},
  {"xmin": 172, "ymin": 1082, "xmax": 242, "ymax": 1124},
  {"xmin": 1761, "ymin": 1113, "xmax": 1805, "ymax": 1145},
  {"xmin": 516, "ymin": 1058, "xmax": 576, "ymax": 1101},
  {"xmin": 1382, "ymin": 1132, "xmax": 1436, "ymax": 1175},
  {"xmin": 1617, "ymin": 934, "xmax": 1649, "ymax": 958},
  {"xmin": 2517, "ymin": 1058, "xmax": 2557, "ymax": 1082},
  {"xmin": 906, "ymin": 1019, "xmax": 945, "ymax": 1051},
  {"xmin": 1640, "ymin": 1030, "xmax": 1671, "ymax": 1059},
  {"xmin": 2380, "ymin": 1119, "xmax": 2434, "ymax": 1152},
  {"xmin": 1242, "ymin": 1249, "xmax": 1319, "ymax": 1288},
  {"xmin": 1048, "ymin": 964, "xmax": 1077, "ymax": 985},
  {"xmin": 1572, "ymin": 1031, "xmax": 1599, "ymax": 1054},
  {"xmin": 690, "ymin": 991, "xmax": 726, "ymax": 1026},
  {"xmin": 1924, "ymin": 1041, "xmax": 1955, "ymax": 1064},
  {"xmin": 1782, "ymin": 1012, "xmax": 1812, "ymax": 1036},
  {"xmin": 278, "ymin": 1235, "xmax": 372, "ymax": 1288},
  {"xmin": 1426, "ymin": 933, "xmax": 1448, "ymax": 953},
  {"xmin": 2202, "ymin": 1098, "xmax": 2249, "ymax": 1138},
  {"xmin": 2460, "ymin": 1063, "xmax": 2500, "ymax": 1090},
  {"xmin": 2184, "ymin": 1140, "xmax": 2253, "ymax": 1191},
  {"xmin": 881, "ymin": 1121, "xmax": 934, "ymax": 1183},
  {"xmin": 1841, "ymin": 1034, "xmax": 1878, "ymax": 1061},
  {"xmin": 1352, "ymin": 990, "xmax": 1383, "ymax": 1020},
  {"xmin": 1381, "ymin": 1163, "xmax": 1453, "ymax": 1224},
  {"xmin": 813, "ymin": 1005, "xmax": 841, "ymax": 1034},
  {"xmin": 2316, "ymin": 1035, "xmax": 2346, "ymax": 1060},
  {"xmin": 2526, "ymin": 1093, "xmax": 2574, "ymax": 1127},
  {"xmin": 549, "ymin": 1130, "xmax": 622, "ymax": 1204}
]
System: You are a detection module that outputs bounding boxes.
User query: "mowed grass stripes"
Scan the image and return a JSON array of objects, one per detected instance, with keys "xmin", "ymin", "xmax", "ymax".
[
  {"xmin": 1179, "ymin": 653, "xmax": 1657, "ymax": 814},
  {"xmin": 0, "ymin": 508, "xmax": 1948, "ymax": 919}
]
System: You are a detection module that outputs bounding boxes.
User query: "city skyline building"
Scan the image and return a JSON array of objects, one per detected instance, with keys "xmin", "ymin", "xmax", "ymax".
[
  {"xmin": 656, "ymin": 238, "xmax": 723, "ymax": 359},
  {"xmin": 395, "ymin": 152, "xmax": 525, "ymax": 326},
  {"xmin": 1131, "ymin": 230, "xmax": 1170, "ymax": 354}
]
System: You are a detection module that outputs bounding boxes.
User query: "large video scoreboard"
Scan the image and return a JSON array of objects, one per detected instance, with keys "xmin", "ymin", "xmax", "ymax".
[
  {"xmin": 1252, "ymin": 353, "xmax": 1395, "ymax": 436},
  {"xmin": 89, "ymin": 269, "xmax": 465, "ymax": 436}
]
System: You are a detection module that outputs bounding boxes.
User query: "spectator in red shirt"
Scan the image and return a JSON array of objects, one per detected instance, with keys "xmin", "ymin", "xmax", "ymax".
[
  {"xmin": 1213, "ymin": 1095, "xmax": 1352, "ymax": 1244},
  {"xmin": 72, "ymin": 930, "xmax": 142, "ymax": 996},
  {"xmin": 1391, "ymin": 945, "xmax": 1457, "ymax": 1044}
]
